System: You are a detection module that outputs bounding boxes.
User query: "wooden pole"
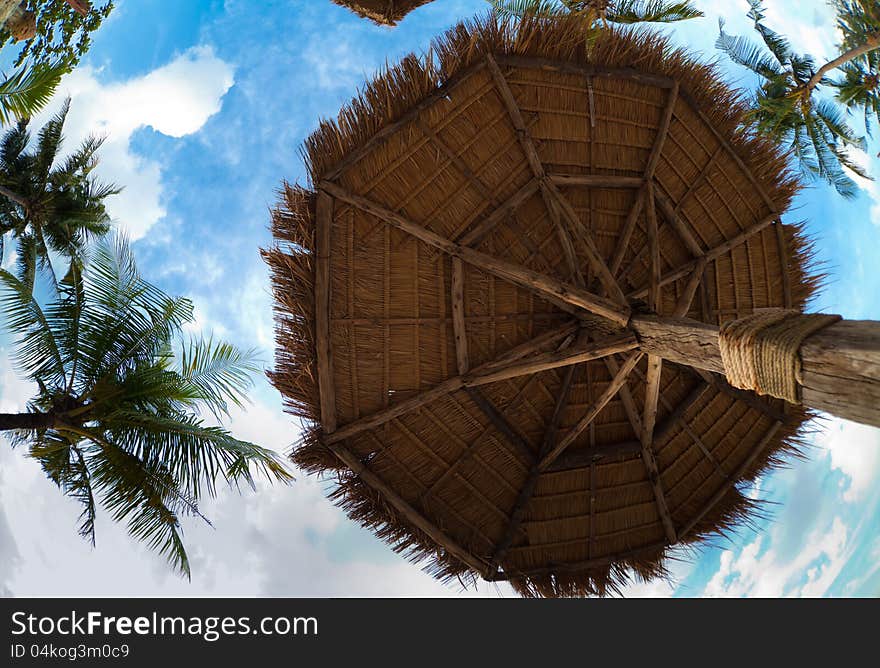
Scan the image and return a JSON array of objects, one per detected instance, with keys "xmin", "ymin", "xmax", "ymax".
[{"xmin": 632, "ymin": 315, "xmax": 880, "ymax": 428}]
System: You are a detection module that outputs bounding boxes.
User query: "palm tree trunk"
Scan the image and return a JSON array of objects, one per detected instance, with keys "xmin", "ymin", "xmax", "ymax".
[
  {"xmin": 804, "ymin": 32, "xmax": 880, "ymax": 94},
  {"xmin": 630, "ymin": 314, "xmax": 880, "ymax": 427},
  {"xmin": 0, "ymin": 184, "xmax": 29, "ymax": 211},
  {"xmin": 0, "ymin": 412, "xmax": 56, "ymax": 431}
]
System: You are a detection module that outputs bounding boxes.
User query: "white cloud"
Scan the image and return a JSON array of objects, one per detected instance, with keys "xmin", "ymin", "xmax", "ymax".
[
  {"xmin": 820, "ymin": 416, "xmax": 880, "ymax": 503},
  {"xmin": 703, "ymin": 517, "xmax": 849, "ymax": 597},
  {"xmin": 35, "ymin": 47, "xmax": 234, "ymax": 241}
]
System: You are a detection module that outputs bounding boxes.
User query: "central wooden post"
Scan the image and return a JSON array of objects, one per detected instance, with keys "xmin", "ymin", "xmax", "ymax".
[{"xmin": 630, "ymin": 314, "xmax": 880, "ymax": 427}]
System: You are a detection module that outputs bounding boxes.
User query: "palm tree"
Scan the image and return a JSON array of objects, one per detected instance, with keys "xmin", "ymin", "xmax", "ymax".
[
  {"xmin": 0, "ymin": 99, "xmax": 118, "ymax": 293},
  {"xmin": 487, "ymin": 0, "xmax": 702, "ymax": 24},
  {"xmin": 0, "ymin": 237, "xmax": 292, "ymax": 576},
  {"xmin": 716, "ymin": 0, "xmax": 869, "ymax": 198}
]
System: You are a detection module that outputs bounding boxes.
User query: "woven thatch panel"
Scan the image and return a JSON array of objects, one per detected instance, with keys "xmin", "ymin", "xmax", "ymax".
[
  {"xmin": 265, "ymin": 16, "xmax": 819, "ymax": 597},
  {"xmin": 331, "ymin": 0, "xmax": 435, "ymax": 25}
]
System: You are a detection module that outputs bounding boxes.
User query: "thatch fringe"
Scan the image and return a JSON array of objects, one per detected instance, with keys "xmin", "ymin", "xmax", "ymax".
[{"xmin": 330, "ymin": 0, "xmax": 435, "ymax": 26}]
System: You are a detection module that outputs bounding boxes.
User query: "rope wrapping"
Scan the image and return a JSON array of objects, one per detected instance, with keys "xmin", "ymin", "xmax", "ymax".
[{"xmin": 719, "ymin": 310, "xmax": 841, "ymax": 403}]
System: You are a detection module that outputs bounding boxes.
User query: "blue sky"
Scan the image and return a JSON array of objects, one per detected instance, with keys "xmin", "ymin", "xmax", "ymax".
[{"xmin": 0, "ymin": 0, "xmax": 878, "ymax": 597}]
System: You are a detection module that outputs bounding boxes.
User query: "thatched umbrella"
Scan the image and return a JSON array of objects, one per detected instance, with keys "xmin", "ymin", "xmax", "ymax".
[
  {"xmin": 331, "ymin": 0, "xmax": 435, "ymax": 25},
  {"xmin": 264, "ymin": 15, "xmax": 880, "ymax": 596}
]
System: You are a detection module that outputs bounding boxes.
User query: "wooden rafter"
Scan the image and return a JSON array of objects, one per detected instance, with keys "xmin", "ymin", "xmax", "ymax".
[
  {"xmin": 678, "ymin": 420, "xmax": 783, "ymax": 539},
  {"xmin": 495, "ymin": 54, "xmax": 677, "ymax": 90},
  {"xmin": 320, "ymin": 180, "xmax": 631, "ymax": 325},
  {"xmin": 416, "ymin": 118, "xmax": 497, "ymax": 205},
  {"xmin": 543, "ymin": 440, "xmax": 643, "ymax": 472},
  {"xmin": 458, "ymin": 178, "xmax": 541, "ymax": 247},
  {"xmin": 645, "ymin": 180, "xmax": 661, "ymax": 312},
  {"xmin": 315, "ymin": 192, "xmax": 338, "ymax": 433},
  {"xmin": 451, "ymin": 258, "xmax": 469, "ymax": 375},
  {"xmin": 626, "ymin": 211, "xmax": 778, "ymax": 301},
  {"xmin": 672, "ymin": 255, "xmax": 708, "ymax": 318},
  {"xmin": 653, "ymin": 379, "xmax": 709, "ymax": 444},
  {"xmin": 464, "ymin": 387, "xmax": 536, "ymax": 464},
  {"xmin": 325, "ymin": 332, "xmax": 638, "ymax": 444},
  {"xmin": 549, "ymin": 174, "xmax": 644, "ymax": 189},
  {"xmin": 539, "ymin": 351, "xmax": 643, "ymax": 470},
  {"xmin": 675, "ymin": 144, "xmax": 722, "ymax": 213},
  {"xmin": 489, "ymin": 356, "xmax": 581, "ymax": 573},
  {"xmin": 653, "ymin": 185, "xmax": 705, "ymax": 259},
  {"xmin": 644, "ymin": 81, "xmax": 679, "ymax": 181},
  {"xmin": 640, "ymin": 353, "xmax": 677, "ymax": 543},
  {"xmin": 609, "ymin": 185, "xmax": 645, "ymax": 278},
  {"xmin": 545, "ymin": 180, "xmax": 629, "ymax": 304}
]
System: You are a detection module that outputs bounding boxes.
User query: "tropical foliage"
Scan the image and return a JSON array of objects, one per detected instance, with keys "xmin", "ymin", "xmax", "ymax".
[
  {"xmin": 1, "ymin": 0, "xmax": 114, "ymax": 69},
  {"xmin": 717, "ymin": 0, "xmax": 880, "ymax": 197},
  {"xmin": 0, "ymin": 99, "xmax": 118, "ymax": 293},
  {"xmin": 487, "ymin": 0, "xmax": 702, "ymax": 24},
  {"xmin": 0, "ymin": 237, "xmax": 292, "ymax": 576},
  {"xmin": 0, "ymin": 59, "xmax": 66, "ymax": 125}
]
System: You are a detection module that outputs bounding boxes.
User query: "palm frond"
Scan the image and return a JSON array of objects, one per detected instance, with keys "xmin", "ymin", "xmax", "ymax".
[
  {"xmin": 177, "ymin": 337, "xmax": 260, "ymax": 419},
  {"xmin": 607, "ymin": 0, "xmax": 702, "ymax": 24},
  {"xmin": 0, "ymin": 62, "xmax": 67, "ymax": 126}
]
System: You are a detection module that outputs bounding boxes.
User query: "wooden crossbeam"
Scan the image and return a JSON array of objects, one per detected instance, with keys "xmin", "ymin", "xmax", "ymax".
[
  {"xmin": 653, "ymin": 380, "xmax": 709, "ymax": 444},
  {"xmin": 416, "ymin": 118, "xmax": 496, "ymax": 204},
  {"xmin": 544, "ymin": 180, "xmax": 629, "ymax": 305},
  {"xmin": 486, "ymin": 54, "xmax": 545, "ymax": 180},
  {"xmin": 539, "ymin": 351, "xmax": 643, "ymax": 470},
  {"xmin": 774, "ymin": 221, "xmax": 793, "ymax": 309},
  {"xmin": 451, "ymin": 258, "xmax": 469, "ymax": 375},
  {"xmin": 640, "ymin": 354, "xmax": 677, "ymax": 543},
  {"xmin": 609, "ymin": 185, "xmax": 646, "ymax": 278},
  {"xmin": 627, "ymin": 212, "xmax": 778, "ymax": 301},
  {"xmin": 630, "ymin": 366, "xmax": 726, "ymax": 480},
  {"xmin": 542, "ymin": 183, "xmax": 586, "ymax": 287},
  {"xmin": 645, "ymin": 181, "xmax": 661, "ymax": 312},
  {"xmin": 489, "ymin": 358, "xmax": 581, "ymax": 573},
  {"xmin": 672, "ymin": 255, "xmax": 708, "ymax": 318},
  {"xmin": 321, "ymin": 181, "xmax": 631, "ymax": 325},
  {"xmin": 464, "ymin": 387, "xmax": 536, "ymax": 464},
  {"xmin": 543, "ymin": 440, "xmax": 643, "ymax": 472},
  {"xmin": 325, "ymin": 332, "xmax": 637, "ymax": 444},
  {"xmin": 644, "ymin": 81, "xmax": 679, "ymax": 180},
  {"xmin": 548, "ymin": 174, "xmax": 644, "ymax": 189},
  {"xmin": 675, "ymin": 144, "xmax": 722, "ymax": 213},
  {"xmin": 653, "ymin": 185, "xmax": 704, "ymax": 259},
  {"xmin": 458, "ymin": 178, "xmax": 541, "ymax": 247},
  {"xmin": 315, "ymin": 192, "xmax": 338, "ymax": 433},
  {"xmin": 495, "ymin": 55, "xmax": 677, "ymax": 90}
]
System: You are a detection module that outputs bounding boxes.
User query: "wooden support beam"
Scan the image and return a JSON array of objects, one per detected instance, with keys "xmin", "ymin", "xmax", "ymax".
[
  {"xmin": 417, "ymin": 118, "xmax": 496, "ymax": 204},
  {"xmin": 458, "ymin": 178, "xmax": 541, "ymax": 247},
  {"xmin": 544, "ymin": 179, "xmax": 629, "ymax": 305},
  {"xmin": 653, "ymin": 380, "xmax": 709, "ymax": 444},
  {"xmin": 672, "ymin": 255, "xmax": 708, "ymax": 318},
  {"xmin": 539, "ymin": 351, "xmax": 643, "ymax": 470},
  {"xmin": 626, "ymin": 212, "xmax": 778, "ymax": 300},
  {"xmin": 609, "ymin": 185, "xmax": 645, "ymax": 278},
  {"xmin": 675, "ymin": 144, "xmax": 722, "ymax": 213},
  {"xmin": 645, "ymin": 181, "xmax": 661, "ymax": 312},
  {"xmin": 477, "ymin": 321, "xmax": 579, "ymax": 373},
  {"xmin": 315, "ymin": 191, "xmax": 338, "ymax": 433},
  {"xmin": 320, "ymin": 181, "xmax": 631, "ymax": 325},
  {"xmin": 653, "ymin": 185, "xmax": 705, "ymax": 259},
  {"xmin": 489, "ymin": 358, "xmax": 580, "ymax": 573},
  {"xmin": 327, "ymin": 441, "xmax": 491, "ymax": 577},
  {"xmin": 630, "ymin": 366, "xmax": 726, "ymax": 480},
  {"xmin": 678, "ymin": 420, "xmax": 782, "ymax": 539},
  {"xmin": 326, "ymin": 332, "xmax": 634, "ymax": 445},
  {"xmin": 774, "ymin": 221, "xmax": 793, "ymax": 309},
  {"xmin": 486, "ymin": 54, "xmax": 545, "ymax": 179},
  {"xmin": 544, "ymin": 440, "xmax": 643, "ymax": 472},
  {"xmin": 542, "ymin": 182, "xmax": 586, "ymax": 287},
  {"xmin": 324, "ymin": 60, "xmax": 487, "ymax": 180},
  {"xmin": 494, "ymin": 55, "xmax": 677, "ymax": 90},
  {"xmin": 548, "ymin": 174, "xmax": 644, "ymax": 189},
  {"xmin": 640, "ymin": 354, "xmax": 677, "ymax": 543},
  {"xmin": 601, "ymin": 354, "xmax": 643, "ymax": 439},
  {"xmin": 464, "ymin": 387, "xmax": 535, "ymax": 464},
  {"xmin": 644, "ymin": 81, "xmax": 679, "ymax": 180},
  {"xmin": 451, "ymin": 258, "xmax": 469, "ymax": 375}
]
